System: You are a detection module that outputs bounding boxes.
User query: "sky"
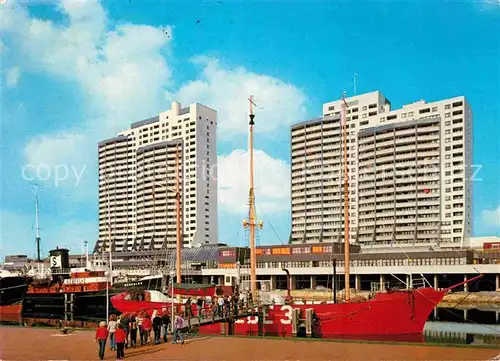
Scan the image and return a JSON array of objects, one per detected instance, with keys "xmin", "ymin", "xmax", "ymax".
[{"xmin": 1, "ymin": 0, "xmax": 500, "ymax": 259}]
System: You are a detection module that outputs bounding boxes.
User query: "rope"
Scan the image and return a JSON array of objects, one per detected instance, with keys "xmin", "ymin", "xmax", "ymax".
[{"xmin": 413, "ymin": 288, "xmax": 500, "ymax": 336}]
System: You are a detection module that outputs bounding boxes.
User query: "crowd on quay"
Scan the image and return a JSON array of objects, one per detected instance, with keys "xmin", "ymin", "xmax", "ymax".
[
  {"xmin": 94, "ymin": 311, "xmax": 184, "ymax": 360},
  {"xmin": 94, "ymin": 290, "xmax": 255, "ymax": 360}
]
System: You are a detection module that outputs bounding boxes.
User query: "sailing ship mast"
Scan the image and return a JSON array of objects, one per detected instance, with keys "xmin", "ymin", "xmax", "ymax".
[
  {"xmin": 243, "ymin": 95, "xmax": 263, "ymax": 300},
  {"xmin": 33, "ymin": 184, "xmax": 42, "ymax": 262},
  {"xmin": 341, "ymin": 92, "xmax": 351, "ymax": 303},
  {"xmin": 175, "ymin": 145, "xmax": 182, "ymax": 284}
]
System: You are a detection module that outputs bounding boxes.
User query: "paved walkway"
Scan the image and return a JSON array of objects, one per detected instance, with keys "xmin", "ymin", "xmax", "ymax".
[{"xmin": 1, "ymin": 326, "xmax": 498, "ymax": 360}]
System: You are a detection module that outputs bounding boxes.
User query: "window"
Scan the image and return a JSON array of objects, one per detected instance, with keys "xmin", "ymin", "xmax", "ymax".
[{"xmin": 445, "ymin": 104, "xmax": 451, "ymax": 110}]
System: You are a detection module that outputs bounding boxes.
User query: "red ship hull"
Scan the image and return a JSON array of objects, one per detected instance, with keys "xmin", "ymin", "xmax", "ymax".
[
  {"xmin": 0, "ymin": 303, "xmax": 23, "ymax": 323},
  {"xmin": 111, "ymin": 287, "xmax": 445, "ymax": 337},
  {"xmin": 199, "ymin": 288, "xmax": 445, "ymax": 337}
]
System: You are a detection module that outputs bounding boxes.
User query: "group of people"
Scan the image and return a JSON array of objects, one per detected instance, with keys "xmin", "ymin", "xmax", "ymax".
[
  {"xmin": 95, "ymin": 310, "xmax": 185, "ymax": 360},
  {"xmin": 181, "ymin": 291, "xmax": 252, "ymax": 321}
]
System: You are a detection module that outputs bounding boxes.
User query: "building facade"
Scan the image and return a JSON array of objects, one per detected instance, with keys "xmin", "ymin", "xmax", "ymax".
[
  {"xmin": 291, "ymin": 91, "xmax": 472, "ymax": 248},
  {"xmin": 95, "ymin": 101, "xmax": 218, "ymax": 252}
]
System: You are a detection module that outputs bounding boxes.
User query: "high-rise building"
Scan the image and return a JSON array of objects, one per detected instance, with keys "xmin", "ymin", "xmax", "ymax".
[
  {"xmin": 95, "ymin": 101, "xmax": 218, "ymax": 252},
  {"xmin": 290, "ymin": 91, "xmax": 472, "ymax": 248}
]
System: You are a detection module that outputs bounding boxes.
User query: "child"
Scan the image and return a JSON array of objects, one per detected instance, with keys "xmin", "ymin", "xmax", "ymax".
[
  {"xmin": 115, "ymin": 323, "xmax": 126, "ymax": 360},
  {"xmin": 95, "ymin": 321, "xmax": 108, "ymax": 360}
]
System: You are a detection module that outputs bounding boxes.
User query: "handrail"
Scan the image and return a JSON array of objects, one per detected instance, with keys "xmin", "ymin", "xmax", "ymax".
[{"xmin": 443, "ymin": 274, "xmax": 483, "ymax": 292}]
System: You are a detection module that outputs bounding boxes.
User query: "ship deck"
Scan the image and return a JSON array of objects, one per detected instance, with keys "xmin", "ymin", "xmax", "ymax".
[{"xmin": 0, "ymin": 326, "xmax": 498, "ymax": 361}]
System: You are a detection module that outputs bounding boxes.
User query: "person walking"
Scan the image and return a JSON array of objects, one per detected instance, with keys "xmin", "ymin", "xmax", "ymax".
[
  {"xmin": 161, "ymin": 309, "xmax": 170, "ymax": 342},
  {"xmin": 120, "ymin": 313, "xmax": 130, "ymax": 349},
  {"xmin": 107, "ymin": 314, "xmax": 118, "ymax": 351},
  {"xmin": 172, "ymin": 313, "xmax": 184, "ymax": 344},
  {"xmin": 141, "ymin": 313, "xmax": 152, "ymax": 345},
  {"xmin": 129, "ymin": 314, "xmax": 138, "ymax": 348},
  {"xmin": 136, "ymin": 312, "xmax": 144, "ymax": 346},
  {"xmin": 152, "ymin": 311, "xmax": 162, "ymax": 344},
  {"xmin": 115, "ymin": 323, "xmax": 126, "ymax": 360},
  {"xmin": 95, "ymin": 321, "xmax": 108, "ymax": 360}
]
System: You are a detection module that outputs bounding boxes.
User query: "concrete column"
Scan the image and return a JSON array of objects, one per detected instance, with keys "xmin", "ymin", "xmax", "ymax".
[
  {"xmin": 290, "ymin": 275, "xmax": 296, "ymax": 290},
  {"xmin": 379, "ymin": 274, "xmax": 385, "ymax": 291},
  {"xmin": 310, "ymin": 275, "xmax": 317, "ymax": 290},
  {"xmin": 270, "ymin": 275, "xmax": 276, "ymax": 290},
  {"xmin": 464, "ymin": 275, "xmax": 468, "ymax": 292},
  {"xmin": 355, "ymin": 275, "xmax": 361, "ymax": 291},
  {"xmin": 496, "ymin": 274, "xmax": 500, "ymax": 291},
  {"xmin": 434, "ymin": 275, "xmax": 439, "ymax": 290}
]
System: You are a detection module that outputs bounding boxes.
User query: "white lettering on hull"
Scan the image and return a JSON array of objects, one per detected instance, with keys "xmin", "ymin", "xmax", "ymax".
[{"xmin": 234, "ymin": 305, "xmax": 293, "ymax": 325}]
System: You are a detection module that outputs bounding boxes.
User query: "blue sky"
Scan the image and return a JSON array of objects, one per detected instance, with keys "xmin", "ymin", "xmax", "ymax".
[{"xmin": 1, "ymin": 0, "xmax": 499, "ymax": 259}]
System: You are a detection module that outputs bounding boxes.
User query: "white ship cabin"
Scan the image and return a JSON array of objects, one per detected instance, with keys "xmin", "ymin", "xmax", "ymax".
[
  {"xmin": 124, "ymin": 290, "xmax": 179, "ymax": 303},
  {"xmin": 60, "ymin": 267, "xmax": 109, "ymax": 285}
]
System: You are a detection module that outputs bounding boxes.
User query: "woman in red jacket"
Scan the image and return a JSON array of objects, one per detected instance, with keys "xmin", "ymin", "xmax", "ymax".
[
  {"xmin": 114, "ymin": 323, "xmax": 127, "ymax": 360},
  {"xmin": 95, "ymin": 321, "xmax": 108, "ymax": 360}
]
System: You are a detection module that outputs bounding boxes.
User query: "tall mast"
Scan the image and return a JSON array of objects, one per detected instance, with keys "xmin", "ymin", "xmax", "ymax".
[
  {"xmin": 243, "ymin": 95, "xmax": 263, "ymax": 300},
  {"xmin": 34, "ymin": 184, "xmax": 41, "ymax": 262},
  {"xmin": 175, "ymin": 145, "xmax": 182, "ymax": 284},
  {"xmin": 341, "ymin": 92, "xmax": 351, "ymax": 303}
]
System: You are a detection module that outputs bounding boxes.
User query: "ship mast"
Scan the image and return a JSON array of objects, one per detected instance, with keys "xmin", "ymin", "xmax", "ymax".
[
  {"xmin": 175, "ymin": 145, "xmax": 182, "ymax": 284},
  {"xmin": 33, "ymin": 184, "xmax": 42, "ymax": 262},
  {"xmin": 243, "ymin": 95, "xmax": 263, "ymax": 300},
  {"xmin": 341, "ymin": 92, "xmax": 351, "ymax": 303}
]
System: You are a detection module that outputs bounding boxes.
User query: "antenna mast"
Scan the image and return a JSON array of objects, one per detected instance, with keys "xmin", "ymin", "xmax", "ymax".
[
  {"xmin": 33, "ymin": 184, "xmax": 42, "ymax": 262},
  {"xmin": 175, "ymin": 145, "xmax": 182, "ymax": 284},
  {"xmin": 341, "ymin": 92, "xmax": 351, "ymax": 303},
  {"xmin": 243, "ymin": 95, "xmax": 263, "ymax": 300}
]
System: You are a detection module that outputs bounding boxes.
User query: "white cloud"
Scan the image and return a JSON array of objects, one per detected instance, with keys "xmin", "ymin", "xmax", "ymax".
[
  {"xmin": 175, "ymin": 56, "xmax": 308, "ymax": 138},
  {"xmin": 23, "ymin": 132, "xmax": 94, "ymax": 198},
  {"xmin": 6, "ymin": 66, "xmax": 20, "ymax": 87},
  {"xmin": 218, "ymin": 149, "xmax": 290, "ymax": 215},
  {"xmin": 481, "ymin": 206, "xmax": 500, "ymax": 228},
  {"xmin": 3, "ymin": 0, "xmax": 173, "ymax": 192}
]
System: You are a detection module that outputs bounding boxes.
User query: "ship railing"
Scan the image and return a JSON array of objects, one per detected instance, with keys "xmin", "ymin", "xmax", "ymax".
[
  {"xmin": 50, "ymin": 268, "xmax": 72, "ymax": 275},
  {"xmin": 411, "ymin": 278, "xmax": 427, "ymax": 289}
]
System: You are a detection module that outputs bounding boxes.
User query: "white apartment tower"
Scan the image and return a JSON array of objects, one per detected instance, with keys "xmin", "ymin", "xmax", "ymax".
[
  {"xmin": 290, "ymin": 91, "xmax": 472, "ymax": 248},
  {"xmin": 95, "ymin": 102, "xmax": 218, "ymax": 252}
]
